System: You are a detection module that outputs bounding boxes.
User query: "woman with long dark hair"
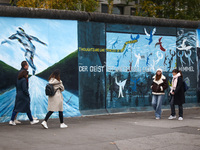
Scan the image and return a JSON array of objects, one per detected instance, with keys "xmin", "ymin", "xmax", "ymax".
[
  {"xmin": 168, "ymin": 69, "xmax": 185, "ymax": 120},
  {"xmin": 9, "ymin": 70, "xmax": 39, "ymax": 125},
  {"xmin": 151, "ymin": 68, "xmax": 168, "ymax": 119},
  {"xmin": 41, "ymin": 69, "xmax": 68, "ymax": 129}
]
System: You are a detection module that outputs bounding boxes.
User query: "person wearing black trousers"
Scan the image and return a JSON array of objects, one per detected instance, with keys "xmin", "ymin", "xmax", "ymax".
[
  {"xmin": 168, "ymin": 69, "xmax": 185, "ymax": 121},
  {"xmin": 41, "ymin": 69, "xmax": 68, "ymax": 129}
]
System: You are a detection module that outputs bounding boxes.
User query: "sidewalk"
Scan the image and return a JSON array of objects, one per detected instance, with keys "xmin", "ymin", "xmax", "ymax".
[{"xmin": 0, "ymin": 107, "xmax": 200, "ymax": 150}]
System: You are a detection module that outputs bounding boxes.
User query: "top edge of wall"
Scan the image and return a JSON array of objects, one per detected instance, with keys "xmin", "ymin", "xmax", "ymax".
[{"xmin": 0, "ymin": 6, "xmax": 199, "ymax": 28}]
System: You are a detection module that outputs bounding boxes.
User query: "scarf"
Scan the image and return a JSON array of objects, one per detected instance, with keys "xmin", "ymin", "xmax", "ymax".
[{"xmin": 170, "ymin": 73, "xmax": 181, "ymax": 93}]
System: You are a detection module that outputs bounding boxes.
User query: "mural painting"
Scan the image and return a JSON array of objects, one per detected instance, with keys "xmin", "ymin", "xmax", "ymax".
[
  {"xmin": 176, "ymin": 28, "xmax": 197, "ymax": 103},
  {"xmin": 0, "ymin": 17, "xmax": 80, "ymax": 122},
  {"xmin": 106, "ymin": 29, "xmax": 176, "ymax": 109}
]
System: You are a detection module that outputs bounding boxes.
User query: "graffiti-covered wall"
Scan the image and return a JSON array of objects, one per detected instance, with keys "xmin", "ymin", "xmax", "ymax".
[
  {"xmin": 0, "ymin": 6, "xmax": 199, "ymax": 122},
  {"xmin": 78, "ymin": 22, "xmax": 199, "ymax": 112}
]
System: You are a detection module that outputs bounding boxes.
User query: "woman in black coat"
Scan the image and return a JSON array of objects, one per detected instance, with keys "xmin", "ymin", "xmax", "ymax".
[
  {"xmin": 9, "ymin": 70, "xmax": 39, "ymax": 125},
  {"xmin": 168, "ymin": 69, "xmax": 185, "ymax": 121}
]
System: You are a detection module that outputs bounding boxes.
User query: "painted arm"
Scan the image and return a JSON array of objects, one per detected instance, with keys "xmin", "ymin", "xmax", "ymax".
[
  {"xmin": 115, "ymin": 77, "xmax": 119, "ymax": 86},
  {"xmin": 30, "ymin": 35, "xmax": 47, "ymax": 46},
  {"xmin": 1, "ymin": 34, "xmax": 18, "ymax": 44}
]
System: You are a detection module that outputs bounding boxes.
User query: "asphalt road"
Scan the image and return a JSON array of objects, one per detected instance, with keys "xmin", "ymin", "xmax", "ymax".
[{"xmin": 0, "ymin": 107, "xmax": 200, "ymax": 150}]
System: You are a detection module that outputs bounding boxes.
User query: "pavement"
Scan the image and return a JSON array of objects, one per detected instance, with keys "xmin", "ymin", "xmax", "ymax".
[{"xmin": 0, "ymin": 107, "xmax": 200, "ymax": 150}]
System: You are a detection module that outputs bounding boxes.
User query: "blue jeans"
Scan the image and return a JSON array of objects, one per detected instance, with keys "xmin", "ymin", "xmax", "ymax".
[{"xmin": 152, "ymin": 95, "xmax": 165, "ymax": 118}]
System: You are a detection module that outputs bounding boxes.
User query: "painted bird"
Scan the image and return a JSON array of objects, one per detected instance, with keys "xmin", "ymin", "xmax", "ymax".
[
  {"xmin": 144, "ymin": 28, "xmax": 156, "ymax": 45},
  {"xmin": 155, "ymin": 37, "xmax": 166, "ymax": 52}
]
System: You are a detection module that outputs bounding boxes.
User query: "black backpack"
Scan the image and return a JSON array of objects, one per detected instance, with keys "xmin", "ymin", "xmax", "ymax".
[{"xmin": 45, "ymin": 84, "xmax": 59, "ymax": 96}]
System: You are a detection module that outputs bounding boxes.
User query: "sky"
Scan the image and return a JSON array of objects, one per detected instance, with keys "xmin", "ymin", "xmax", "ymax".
[
  {"xmin": 0, "ymin": 17, "xmax": 77, "ymax": 74},
  {"xmin": 106, "ymin": 31, "xmax": 176, "ymax": 72}
]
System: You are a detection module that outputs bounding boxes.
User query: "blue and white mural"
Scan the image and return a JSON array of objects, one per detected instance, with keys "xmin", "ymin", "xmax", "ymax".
[
  {"xmin": 106, "ymin": 30, "xmax": 176, "ymax": 109},
  {"xmin": 0, "ymin": 17, "xmax": 80, "ymax": 122},
  {"xmin": 106, "ymin": 31, "xmax": 176, "ymax": 72}
]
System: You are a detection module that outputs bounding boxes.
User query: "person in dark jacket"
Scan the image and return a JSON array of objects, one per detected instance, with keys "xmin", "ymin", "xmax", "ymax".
[
  {"xmin": 168, "ymin": 69, "xmax": 185, "ymax": 121},
  {"xmin": 9, "ymin": 70, "xmax": 39, "ymax": 125},
  {"xmin": 151, "ymin": 68, "xmax": 168, "ymax": 119},
  {"xmin": 10, "ymin": 61, "xmax": 29, "ymax": 125}
]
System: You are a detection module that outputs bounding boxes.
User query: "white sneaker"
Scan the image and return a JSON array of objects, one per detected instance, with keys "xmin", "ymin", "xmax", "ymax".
[
  {"xmin": 14, "ymin": 120, "xmax": 21, "ymax": 124},
  {"xmin": 178, "ymin": 117, "xmax": 183, "ymax": 121},
  {"xmin": 155, "ymin": 117, "xmax": 160, "ymax": 120},
  {"xmin": 30, "ymin": 119, "xmax": 39, "ymax": 125},
  {"xmin": 60, "ymin": 123, "xmax": 68, "ymax": 128},
  {"xmin": 41, "ymin": 121, "xmax": 48, "ymax": 129},
  {"xmin": 168, "ymin": 115, "xmax": 176, "ymax": 120},
  {"xmin": 9, "ymin": 120, "xmax": 16, "ymax": 126}
]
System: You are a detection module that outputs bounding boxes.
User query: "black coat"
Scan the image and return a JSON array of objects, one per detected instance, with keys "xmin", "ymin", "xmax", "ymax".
[
  {"xmin": 173, "ymin": 77, "xmax": 185, "ymax": 105},
  {"xmin": 14, "ymin": 78, "xmax": 31, "ymax": 113}
]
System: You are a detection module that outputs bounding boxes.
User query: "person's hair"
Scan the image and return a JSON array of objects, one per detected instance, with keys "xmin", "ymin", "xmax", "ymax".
[
  {"xmin": 172, "ymin": 69, "xmax": 183, "ymax": 79},
  {"xmin": 18, "ymin": 70, "xmax": 28, "ymax": 80},
  {"xmin": 48, "ymin": 69, "xmax": 61, "ymax": 81},
  {"xmin": 21, "ymin": 61, "xmax": 28, "ymax": 68},
  {"xmin": 155, "ymin": 71, "xmax": 162, "ymax": 81}
]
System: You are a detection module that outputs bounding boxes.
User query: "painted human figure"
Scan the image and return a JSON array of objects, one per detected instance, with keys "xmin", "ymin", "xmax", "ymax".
[
  {"xmin": 163, "ymin": 53, "xmax": 168, "ymax": 66},
  {"xmin": 112, "ymin": 36, "xmax": 119, "ymax": 49},
  {"xmin": 115, "ymin": 77, "xmax": 127, "ymax": 98},
  {"xmin": 177, "ymin": 51, "xmax": 186, "ymax": 67},
  {"xmin": 134, "ymin": 53, "xmax": 141, "ymax": 68},
  {"xmin": 168, "ymin": 50, "xmax": 176, "ymax": 71},
  {"xmin": 146, "ymin": 53, "xmax": 152, "ymax": 66},
  {"xmin": 129, "ymin": 60, "xmax": 133, "ymax": 71},
  {"xmin": 155, "ymin": 51, "xmax": 163, "ymax": 65},
  {"xmin": 116, "ymin": 56, "xmax": 121, "ymax": 67},
  {"xmin": 185, "ymin": 50, "xmax": 194, "ymax": 66},
  {"xmin": 1, "ymin": 27, "xmax": 47, "ymax": 75}
]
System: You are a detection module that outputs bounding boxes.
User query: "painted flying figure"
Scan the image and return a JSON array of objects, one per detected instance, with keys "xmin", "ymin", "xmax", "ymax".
[
  {"xmin": 177, "ymin": 38, "xmax": 193, "ymax": 51},
  {"xmin": 155, "ymin": 51, "xmax": 163, "ymax": 65},
  {"xmin": 177, "ymin": 51, "xmax": 186, "ymax": 67},
  {"xmin": 123, "ymin": 47, "xmax": 129, "ymax": 57},
  {"xmin": 168, "ymin": 49, "xmax": 176, "ymax": 71},
  {"xmin": 1, "ymin": 27, "xmax": 47, "ymax": 75},
  {"xmin": 163, "ymin": 53, "xmax": 168, "ymax": 66},
  {"xmin": 185, "ymin": 50, "xmax": 194, "ymax": 66},
  {"xmin": 112, "ymin": 36, "xmax": 120, "ymax": 49},
  {"xmin": 129, "ymin": 60, "xmax": 133, "ymax": 71},
  {"xmin": 134, "ymin": 53, "xmax": 142, "ymax": 68},
  {"xmin": 146, "ymin": 53, "xmax": 152, "ymax": 66},
  {"xmin": 155, "ymin": 37, "xmax": 166, "ymax": 52},
  {"xmin": 116, "ymin": 56, "xmax": 121, "ymax": 67},
  {"xmin": 131, "ymin": 34, "xmax": 140, "ymax": 41},
  {"xmin": 115, "ymin": 77, "xmax": 127, "ymax": 98},
  {"xmin": 144, "ymin": 28, "xmax": 156, "ymax": 45}
]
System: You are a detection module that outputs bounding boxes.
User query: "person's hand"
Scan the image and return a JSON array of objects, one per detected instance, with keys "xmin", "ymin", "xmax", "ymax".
[{"xmin": 171, "ymin": 92, "xmax": 175, "ymax": 95}]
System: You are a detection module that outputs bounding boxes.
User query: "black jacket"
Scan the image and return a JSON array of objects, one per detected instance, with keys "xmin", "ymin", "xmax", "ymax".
[
  {"xmin": 14, "ymin": 78, "xmax": 31, "ymax": 113},
  {"xmin": 173, "ymin": 77, "xmax": 185, "ymax": 105}
]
